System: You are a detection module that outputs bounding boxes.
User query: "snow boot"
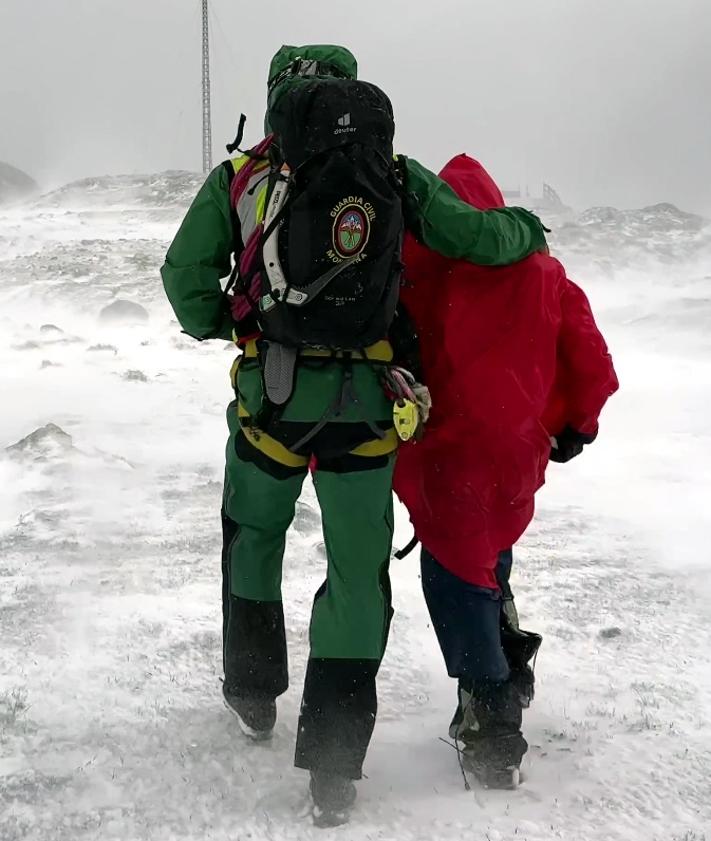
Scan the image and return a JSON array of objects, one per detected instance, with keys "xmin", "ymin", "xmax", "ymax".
[
  {"xmin": 450, "ymin": 680, "xmax": 527, "ymax": 790},
  {"xmin": 309, "ymin": 771, "xmax": 357, "ymax": 828},
  {"xmin": 223, "ymin": 684, "xmax": 276, "ymax": 740}
]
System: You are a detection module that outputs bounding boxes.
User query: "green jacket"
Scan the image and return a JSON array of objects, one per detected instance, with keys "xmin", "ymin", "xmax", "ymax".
[{"xmin": 161, "ymin": 158, "xmax": 547, "ymax": 341}]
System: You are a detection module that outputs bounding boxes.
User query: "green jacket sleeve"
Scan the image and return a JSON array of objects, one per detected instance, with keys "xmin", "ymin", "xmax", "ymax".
[
  {"xmin": 402, "ymin": 157, "xmax": 548, "ymax": 266},
  {"xmin": 160, "ymin": 165, "xmax": 236, "ymax": 341}
]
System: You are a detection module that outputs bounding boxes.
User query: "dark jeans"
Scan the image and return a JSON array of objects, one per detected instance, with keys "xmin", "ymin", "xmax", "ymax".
[
  {"xmin": 497, "ymin": 547, "xmax": 514, "ymax": 599},
  {"xmin": 421, "ymin": 549, "xmax": 511, "ymax": 685}
]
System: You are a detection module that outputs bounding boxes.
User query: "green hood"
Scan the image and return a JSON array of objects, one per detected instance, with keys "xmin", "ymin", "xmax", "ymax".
[{"xmin": 265, "ymin": 44, "xmax": 358, "ymax": 132}]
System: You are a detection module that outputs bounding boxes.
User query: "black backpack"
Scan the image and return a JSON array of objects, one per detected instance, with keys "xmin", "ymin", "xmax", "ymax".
[{"xmin": 254, "ymin": 78, "xmax": 404, "ymax": 349}]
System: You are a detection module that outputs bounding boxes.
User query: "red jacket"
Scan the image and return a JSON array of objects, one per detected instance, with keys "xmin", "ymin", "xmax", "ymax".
[{"xmin": 393, "ymin": 155, "xmax": 618, "ymax": 588}]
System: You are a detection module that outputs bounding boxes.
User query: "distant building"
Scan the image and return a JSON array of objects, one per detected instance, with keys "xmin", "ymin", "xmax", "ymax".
[{"xmin": 503, "ymin": 183, "xmax": 565, "ymax": 210}]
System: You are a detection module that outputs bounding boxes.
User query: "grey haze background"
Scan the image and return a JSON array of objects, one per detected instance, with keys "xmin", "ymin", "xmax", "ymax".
[{"xmin": 1, "ymin": 0, "xmax": 709, "ymax": 212}]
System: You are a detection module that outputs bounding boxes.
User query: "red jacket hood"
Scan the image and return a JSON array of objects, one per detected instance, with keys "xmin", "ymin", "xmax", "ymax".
[{"xmin": 438, "ymin": 154, "xmax": 506, "ymax": 210}]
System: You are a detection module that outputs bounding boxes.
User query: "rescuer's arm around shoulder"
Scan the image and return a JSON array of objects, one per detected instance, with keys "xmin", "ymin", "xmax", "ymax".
[
  {"xmin": 160, "ymin": 165, "xmax": 236, "ymax": 341},
  {"xmin": 401, "ymin": 156, "xmax": 548, "ymax": 266}
]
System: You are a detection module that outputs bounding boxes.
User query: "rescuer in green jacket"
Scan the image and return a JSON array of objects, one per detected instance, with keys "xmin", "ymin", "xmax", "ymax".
[{"xmin": 161, "ymin": 43, "xmax": 547, "ymax": 826}]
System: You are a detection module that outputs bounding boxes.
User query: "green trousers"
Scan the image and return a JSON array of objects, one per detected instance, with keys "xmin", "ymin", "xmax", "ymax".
[{"xmin": 222, "ymin": 355, "xmax": 397, "ymax": 777}]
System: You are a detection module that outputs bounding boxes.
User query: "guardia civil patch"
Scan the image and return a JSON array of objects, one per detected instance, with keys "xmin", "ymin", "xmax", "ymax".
[{"xmin": 332, "ymin": 204, "xmax": 370, "ymax": 259}]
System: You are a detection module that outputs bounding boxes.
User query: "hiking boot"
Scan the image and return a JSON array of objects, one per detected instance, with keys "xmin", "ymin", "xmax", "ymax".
[
  {"xmin": 223, "ymin": 684, "xmax": 276, "ymax": 740},
  {"xmin": 451, "ymin": 680, "xmax": 528, "ymax": 790},
  {"xmin": 309, "ymin": 771, "xmax": 357, "ymax": 828},
  {"xmin": 461, "ymin": 733, "xmax": 526, "ymax": 789}
]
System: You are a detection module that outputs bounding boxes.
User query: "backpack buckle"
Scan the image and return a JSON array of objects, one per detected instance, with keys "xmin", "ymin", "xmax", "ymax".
[{"xmin": 291, "ymin": 58, "xmax": 321, "ymax": 77}]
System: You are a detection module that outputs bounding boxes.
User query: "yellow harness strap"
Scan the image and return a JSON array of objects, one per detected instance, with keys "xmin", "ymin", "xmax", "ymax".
[
  {"xmin": 237, "ymin": 403, "xmax": 310, "ymax": 468},
  {"xmin": 240, "ymin": 338, "xmax": 394, "ymax": 363},
  {"xmin": 229, "ymin": 356, "xmax": 241, "ymax": 390},
  {"xmin": 236, "ymin": 403, "xmax": 398, "ymax": 465},
  {"xmin": 350, "ymin": 428, "xmax": 399, "ymax": 457}
]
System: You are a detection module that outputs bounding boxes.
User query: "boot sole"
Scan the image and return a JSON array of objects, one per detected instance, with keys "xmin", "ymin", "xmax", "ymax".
[
  {"xmin": 464, "ymin": 758, "xmax": 521, "ymax": 790},
  {"xmin": 311, "ymin": 805, "xmax": 352, "ymax": 828},
  {"xmin": 492, "ymin": 766, "xmax": 520, "ymax": 790},
  {"xmin": 223, "ymin": 699, "xmax": 274, "ymax": 741},
  {"xmin": 310, "ymin": 779, "xmax": 356, "ymax": 828}
]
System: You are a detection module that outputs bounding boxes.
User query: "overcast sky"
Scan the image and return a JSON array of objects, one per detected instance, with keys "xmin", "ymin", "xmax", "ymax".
[{"xmin": 1, "ymin": 0, "xmax": 709, "ymax": 212}]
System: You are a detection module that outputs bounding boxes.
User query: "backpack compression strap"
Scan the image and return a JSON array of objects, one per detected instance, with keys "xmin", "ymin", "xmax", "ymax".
[
  {"xmin": 260, "ymin": 164, "xmax": 361, "ymax": 311},
  {"xmin": 267, "ymin": 58, "xmax": 352, "ymax": 96}
]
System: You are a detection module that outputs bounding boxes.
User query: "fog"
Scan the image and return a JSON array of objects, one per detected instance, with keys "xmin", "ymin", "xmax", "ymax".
[
  {"xmin": 1, "ymin": 0, "xmax": 710, "ymax": 211},
  {"xmin": 3, "ymin": 3, "xmax": 711, "ymax": 838}
]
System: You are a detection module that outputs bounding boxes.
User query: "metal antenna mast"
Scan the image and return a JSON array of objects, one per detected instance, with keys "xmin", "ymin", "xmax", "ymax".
[{"xmin": 201, "ymin": 0, "xmax": 213, "ymax": 173}]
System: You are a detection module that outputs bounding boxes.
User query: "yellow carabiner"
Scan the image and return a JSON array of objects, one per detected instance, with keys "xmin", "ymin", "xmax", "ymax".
[{"xmin": 393, "ymin": 398, "xmax": 419, "ymax": 442}]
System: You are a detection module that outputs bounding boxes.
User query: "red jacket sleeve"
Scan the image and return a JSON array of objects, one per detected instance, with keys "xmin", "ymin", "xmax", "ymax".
[{"xmin": 545, "ymin": 274, "xmax": 619, "ymax": 437}]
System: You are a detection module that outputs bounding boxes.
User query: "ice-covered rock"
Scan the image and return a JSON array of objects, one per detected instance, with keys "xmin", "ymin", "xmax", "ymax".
[
  {"xmin": 5, "ymin": 423, "xmax": 74, "ymax": 460},
  {"xmin": 0, "ymin": 162, "xmax": 38, "ymax": 204},
  {"xmin": 577, "ymin": 202, "xmax": 705, "ymax": 234},
  {"xmin": 99, "ymin": 299, "xmax": 149, "ymax": 326},
  {"xmin": 39, "ymin": 324, "xmax": 64, "ymax": 335},
  {"xmin": 550, "ymin": 201, "xmax": 711, "ymax": 266},
  {"xmin": 86, "ymin": 343, "xmax": 118, "ymax": 354},
  {"xmin": 35, "ymin": 170, "xmax": 203, "ymax": 211},
  {"xmin": 123, "ymin": 369, "xmax": 148, "ymax": 382}
]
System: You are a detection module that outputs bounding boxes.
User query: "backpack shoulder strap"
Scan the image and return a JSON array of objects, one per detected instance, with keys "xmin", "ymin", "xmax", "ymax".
[
  {"xmin": 221, "ymin": 135, "xmax": 277, "ymax": 280},
  {"xmin": 228, "ymin": 134, "xmax": 275, "ymax": 210},
  {"xmin": 220, "ymin": 158, "xmax": 244, "ymax": 264}
]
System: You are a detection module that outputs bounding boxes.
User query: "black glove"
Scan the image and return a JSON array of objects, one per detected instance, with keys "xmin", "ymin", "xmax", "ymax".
[{"xmin": 549, "ymin": 425, "xmax": 597, "ymax": 463}]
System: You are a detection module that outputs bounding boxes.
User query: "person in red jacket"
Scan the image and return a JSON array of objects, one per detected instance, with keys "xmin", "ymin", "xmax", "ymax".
[{"xmin": 394, "ymin": 154, "xmax": 619, "ymax": 789}]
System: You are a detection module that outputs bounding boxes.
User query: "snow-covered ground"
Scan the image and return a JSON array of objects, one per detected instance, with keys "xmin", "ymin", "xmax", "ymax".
[{"xmin": 1, "ymin": 175, "xmax": 710, "ymax": 841}]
